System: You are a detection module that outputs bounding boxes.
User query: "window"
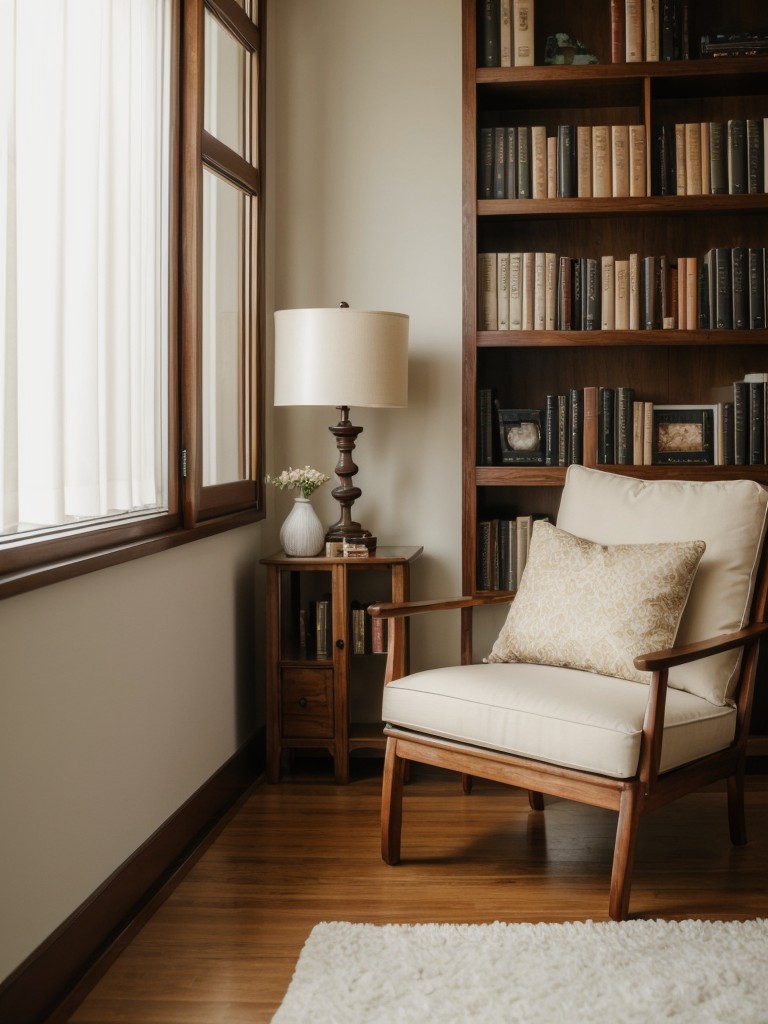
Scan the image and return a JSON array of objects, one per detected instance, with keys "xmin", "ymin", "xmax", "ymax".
[{"xmin": 0, "ymin": 0, "xmax": 265, "ymax": 594}]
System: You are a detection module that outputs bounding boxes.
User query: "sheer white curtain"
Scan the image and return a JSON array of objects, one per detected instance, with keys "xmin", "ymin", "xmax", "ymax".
[{"xmin": 0, "ymin": 0, "xmax": 171, "ymax": 537}]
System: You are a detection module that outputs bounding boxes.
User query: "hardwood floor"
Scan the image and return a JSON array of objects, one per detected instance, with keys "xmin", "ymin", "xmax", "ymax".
[{"xmin": 63, "ymin": 762, "xmax": 768, "ymax": 1023}]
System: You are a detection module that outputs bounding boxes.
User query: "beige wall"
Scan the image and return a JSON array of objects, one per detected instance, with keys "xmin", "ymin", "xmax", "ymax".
[
  {"xmin": 1, "ymin": 0, "xmax": 467, "ymax": 982},
  {"xmin": 267, "ymin": 0, "xmax": 465, "ymax": 671}
]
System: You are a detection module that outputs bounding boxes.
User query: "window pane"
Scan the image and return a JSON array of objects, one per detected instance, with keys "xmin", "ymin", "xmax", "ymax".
[
  {"xmin": 1, "ymin": 0, "xmax": 171, "ymax": 540},
  {"xmin": 204, "ymin": 9, "xmax": 249, "ymax": 162},
  {"xmin": 202, "ymin": 168, "xmax": 250, "ymax": 486}
]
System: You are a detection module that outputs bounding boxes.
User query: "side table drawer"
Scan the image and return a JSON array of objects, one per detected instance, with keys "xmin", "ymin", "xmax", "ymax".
[{"xmin": 281, "ymin": 668, "xmax": 334, "ymax": 738}]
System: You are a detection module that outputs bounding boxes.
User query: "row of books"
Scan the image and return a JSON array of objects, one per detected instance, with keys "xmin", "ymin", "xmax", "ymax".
[
  {"xmin": 653, "ymin": 120, "xmax": 767, "ymax": 197},
  {"xmin": 480, "ymin": 0, "xmax": 534, "ymax": 68},
  {"xmin": 610, "ymin": 0, "xmax": 691, "ymax": 63},
  {"xmin": 298, "ymin": 599, "xmax": 387, "ymax": 659},
  {"xmin": 478, "ymin": 248, "xmax": 768, "ymax": 332},
  {"xmin": 479, "ymin": 124, "xmax": 647, "ymax": 200},
  {"xmin": 479, "ymin": 376, "xmax": 768, "ymax": 469},
  {"xmin": 477, "ymin": 513, "xmax": 547, "ymax": 591}
]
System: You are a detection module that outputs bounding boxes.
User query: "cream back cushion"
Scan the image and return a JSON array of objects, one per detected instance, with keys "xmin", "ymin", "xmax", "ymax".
[
  {"xmin": 488, "ymin": 521, "xmax": 705, "ymax": 684},
  {"xmin": 556, "ymin": 466, "xmax": 768, "ymax": 704}
]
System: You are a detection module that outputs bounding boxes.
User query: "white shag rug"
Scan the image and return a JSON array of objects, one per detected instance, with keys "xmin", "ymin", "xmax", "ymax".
[{"xmin": 272, "ymin": 919, "xmax": 768, "ymax": 1023}]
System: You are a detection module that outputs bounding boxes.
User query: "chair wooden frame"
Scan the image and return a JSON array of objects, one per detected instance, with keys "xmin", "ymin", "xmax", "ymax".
[{"xmin": 369, "ymin": 555, "xmax": 768, "ymax": 921}]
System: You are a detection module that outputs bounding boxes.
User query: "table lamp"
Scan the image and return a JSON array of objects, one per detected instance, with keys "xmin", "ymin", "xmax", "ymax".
[{"xmin": 274, "ymin": 303, "xmax": 409, "ymax": 552}]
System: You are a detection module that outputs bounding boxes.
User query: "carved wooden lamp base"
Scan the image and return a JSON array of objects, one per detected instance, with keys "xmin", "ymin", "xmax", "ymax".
[{"xmin": 325, "ymin": 405, "xmax": 377, "ymax": 552}]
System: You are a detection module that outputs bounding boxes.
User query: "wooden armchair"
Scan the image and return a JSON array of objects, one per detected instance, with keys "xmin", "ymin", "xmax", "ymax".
[{"xmin": 369, "ymin": 467, "xmax": 768, "ymax": 920}]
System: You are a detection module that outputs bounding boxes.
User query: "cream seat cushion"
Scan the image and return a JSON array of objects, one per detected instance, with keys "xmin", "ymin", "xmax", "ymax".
[
  {"xmin": 382, "ymin": 663, "xmax": 737, "ymax": 780},
  {"xmin": 556, "ymin": 467, "xmax": 768, "ymax": 705}
]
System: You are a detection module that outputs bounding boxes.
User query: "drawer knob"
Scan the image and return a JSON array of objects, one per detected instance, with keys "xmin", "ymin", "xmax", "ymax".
[
  {"xmin": 298, "ymin": 697, "xmax": 308, "ymax": 708},
  {"xmin": 336, "ymin": 638, "xmax": 345, "ymax": 650}
]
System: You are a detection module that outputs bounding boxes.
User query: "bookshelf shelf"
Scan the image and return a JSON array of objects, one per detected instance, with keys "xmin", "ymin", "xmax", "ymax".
[
  {"xmin": 462, "ymin": 0, "xmax": 768, "ymax": 749},
  {"xmin": 261, "ymin": 546, "xmax": 422, "ymax": 783}
]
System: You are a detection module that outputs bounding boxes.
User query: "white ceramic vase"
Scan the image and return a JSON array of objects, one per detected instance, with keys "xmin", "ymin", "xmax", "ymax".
[{"xmin": 280, "ymin": 496, "xmax": 325, "ymax": 557}]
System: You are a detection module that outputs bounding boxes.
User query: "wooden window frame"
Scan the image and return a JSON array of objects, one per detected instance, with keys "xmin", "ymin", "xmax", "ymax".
[{"xmin": 0, "ymin": 0, "xmax": 266, "ymax": 600}]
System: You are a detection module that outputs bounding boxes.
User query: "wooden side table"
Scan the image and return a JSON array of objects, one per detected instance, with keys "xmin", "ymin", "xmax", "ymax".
[{"xmin": 261, "ymin": 546, "xmax": 423, "ymax": 783}]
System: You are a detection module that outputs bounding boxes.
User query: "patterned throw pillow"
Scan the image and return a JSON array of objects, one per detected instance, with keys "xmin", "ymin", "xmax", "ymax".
[{"xmin": 487, "ymin": 521, "xmax": 706, "ymax": 684}]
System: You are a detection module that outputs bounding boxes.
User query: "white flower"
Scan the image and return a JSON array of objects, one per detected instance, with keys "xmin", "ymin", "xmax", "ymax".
[{"xmin": 266, "ymin": 465, "xmax": 330, "ymax": 499}]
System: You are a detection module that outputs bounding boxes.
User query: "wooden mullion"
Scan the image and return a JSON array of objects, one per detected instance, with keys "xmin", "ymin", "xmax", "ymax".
[
  {"xmin": 205, "ymin": 0, "xmax": 259, "ymax": 52},
  {"xmin": 202, "ymin": 129, "xmax": 259, "ymax": 195}
]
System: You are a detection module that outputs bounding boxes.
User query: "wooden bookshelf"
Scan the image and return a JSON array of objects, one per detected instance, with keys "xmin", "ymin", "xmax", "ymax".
[{"xmin": 462, "ymin": 0, "xmax": 768, "ymax": 739}]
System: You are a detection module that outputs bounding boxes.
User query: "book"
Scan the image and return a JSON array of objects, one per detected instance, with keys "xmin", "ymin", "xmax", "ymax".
[
  {"xmin": 749, "ymin": 382, "xmax": 765, "ymax": 464},
  {"xmin": 493, "ymin": 126, "xmax": 507, "ymax": 198},
  {"xmin": 477, "ymin": 388, "xmax": 496, "ymax": 465},
  {"xmin": 643, "ymin": 401, "xmax": 654, "ymax": 464},
  {"xmin": 686, "ymin": 257, "xmax": 698, "ymax": 330},
  {"xmin": 497, "ymin": 252, "xmax": 511, "ymax": 330},
  {"xmin": 700, "ymin": 121, "xmax": 711, "ymax": 194},
  {"xmin": 499, "ymin": 0, "xmax": 513, "ymax": 67},
  {"xmin": 505, "ymin": 126, "xmax": 517, "ymax": 198},
  {"xmin": 516, "ymin": 514, "xmax": 532, "ymax": 582},
  {"xmin": 611, "ymin": 125, "xmax": 630, "ymax": 197},
  {"xmin": 713, "ymin": 247, "xmax": 732, "ymax": 329},
  {"xmin": 733, "ymin": 380, "xmax": 748, "ymax": 465},
  {"xmin": 674, "ymin": 123, "xmax": 686, "ymax": 195},
  {"xmin": 629, "ymin": 252, "xmax": 640, "ymax": 329},
  {"xmin": 371, "ymin": 613, "xmax": 387, "ymax": 654},
  {"xmin": 534, "ymin": 251, "xmax": 546, "ymax": 330},
  {"xmin": 677, "ymin": 256, "xmax": 687, "ymax": 330},
  {"xmin": 557, "ymin": 394, "xmax": 568, "ymax": 465},
  {"xmin": 512, "ymin": 0, "xmax": 534, "ymax": 67},
  {"xmin": 747, "ymin": 119, "xmax": 764, "ymax": 194},
  {"xmin": 632, "ymin": 400, "xmax": 644, "ymax": 463},
  {"xmin": 615, "ymin": 259, "xmax": 630, "ymax": 329},
  {"xmin": 517, "ymin": 126, "xmax": 531, "ymax": 198},
  {"xmin": 545, "ymin": 252, "xmax": 557, "ymax": 330},
  {"xmin": 642, "ymin": 256, "xmax": 661, "ymax": 330},
  {"xmin": 644, "ymin": 0, "xmax": 660, "ymax": 61},
  {"xmin": 601, "ymin": 255, "xmax": 616, "ymax": 329},
  {"xmin": 557, "ymin": 256, "xmax": 572, "ymax": 330},
  {"xmin": 315, "ymin": 598, "xmax": 331, "ymax": 659},
  {"xmin": 592, "ymin": 126, "xmax": 612, "ymax": 198},
  {"xmin": 577, "ymin": 126, "xmax": 592, "ymax": 197},
  {"xmin": 653, "ymin": 123, "xmax": 675, "ymax": 196},
  {"xmin": 557, "ymin": 125, "xmax": 577, "ymax": 198},
  {"xmin": 583, "ymin": 257, "xmax": 599, "ymax": 330},
  {"xmin": 544, "ymin": 395, "xmax": 558, "ymax": 466},
  {"xmin": 629, "ymin": 125, "xmax": 646, "ymax": 197},
  {"xmin": 731, "ymin": 247, "xmax": 748, "ymax": 330},
  {"xmin": 568, "ymin": 388, "xmax": 584, "ymax": 465},
  {"xmin": 749, "ymin": 249, "xmax": 766, "ymax": 329},
  {"xmin": 582, "ymin": 385, "xmax": 599, "ymax": 466},
  {"xmin": 615, "ymin": 386, "xmax": 635, "ymax": 464},
  {"xmin": 480, "ymin": 0, "xmax": 500, "ymax": 66},
  {"xmin": 625, "ymin": 0, "xmax": 643, "ymax": 62},
  {"xmin": 509, "ymin": 252, "xmax": 523, "ymax": 329},
  {"xmin": 547, "ymin": 136, "xmax": 557, "ymax": 198},
  {"xmin": 661, "ymin": 0, "xmax": 680, "ymax": 60},
  {"xmin": 479, "ymin": 127, "xmax": 493, "ymax": 198},
  {"xmin": 708, "ymin": 121, "xmax": 727, "ymax": 195},
  {"xmin": 522, "ymin": 252, "xmax": 535, "ymax": 330},
  {"xmin": 478, "ymin": 253, "xmax": 498, "ymax": 330},
  {"xmin": 350, "ymin": 600, "xmax": 367, "ymax": 655},
  {"xmin": 611, "ymin": 0, "xmax": 625, "ymax": 62},
  {"xmin": 499, "ymin": 519, "xmax": 517, "ymax": 590},
  {"xmin": 684, "ymin": 122, "xmax": 702, "ymax": 195},
  {"xmin": 728, "ymin": 119, "xmax": 747, "ymax": 195},
  {"xmin": 598, "ymin": 386, "xmax": 616, "ymax": 463},
  {"xmin": 531, "ymin": 126, "xmax": 548, "ymax": 199}
]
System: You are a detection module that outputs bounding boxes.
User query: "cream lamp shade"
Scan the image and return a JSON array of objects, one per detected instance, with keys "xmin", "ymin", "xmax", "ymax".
[
  {"xmin": 274, "ymin": 307, "xmax": 409, "ymax": 408},
  {"xmin": 273, "ymin": 304, "xmax": 409, "ymax": 552}
]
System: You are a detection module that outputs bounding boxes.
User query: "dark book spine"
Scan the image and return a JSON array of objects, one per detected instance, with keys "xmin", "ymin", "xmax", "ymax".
[
  {"xmin": 731, "ymin": 247, "xmax": 748, "ymax": 329},
  {"xmin": 556, "ymin": 124, "xmax": 576, "ymax": 198},
  {"xmin": 477, "ymin": 520, "xmax": 492, "ymax": 590},
  {"xmin": 680, "ymin": 0, "xmax": 690, "ymax": 59},
  {"xmin": 557, "ymin": 395, "xmax": 568, "ymax": 466},
  {"xmin": 752, "ymin": 249, "xmax": 767, "ymax": 329},
  {"xmin": 615, "ymin": 386, "xmax": 635, "ymax": 464},
  {"xmin": 747, "ymin": 119, "xmax": 764, "ymax": 194},
  {"xmin": 568, "ymin": 387, "xmax": 583, "ymax": 465},
  {"xmin": 479, "ymin": 127, "xmax": 493, "ymax": 198},
  {"xmin": 653, "ymin": 124, "xmax": 675, "ymax": 195},
  {"xmin": 583, "ymin": 257, "xmax": 599, "ymax": 330},
  {"xmin": 714, "ymin": 248, "xmax": 732, "ymax": 328},
  {"xmin": 749, "ymin": 382, "xmax": 765, "ymax": 464},
  {"xmin": 572, "ymin": 258, "xmax": 583, "ymax": 330},
  {"xmin": 478, "ymin": 388, "xmax": 495, "ymax": 464},
  {"xmin": 480, "ymin": 0, "xmax": 501, "ymax": 67},
  {"xmin": 598, "ymin": 386, "xmax": 616, "ymax": 464},
  {"xmin": 610, "ymin": 0, "xmax": 624, "ymax": 62},
  {"xmin": 658, "ymin": 254, "xmax": 669, "ymax": 326},
  {"xmin": 642, "ymin": 256, "xmax": 660, "ymax": 329},
  {"xmin": 708, "ymin": 122, "xmax": 727, "ymax": 194},
  {"xmin": 661, "ymin": 0, "xmax": 679, "ymax": 59},
  {"xmin": 516, "ymin": 126, "xmax": 531, "ymax": 198},
  {"xmin": 493, "ymin": 126, "xmax": 507, "ymax": 199},
  {"xmin": 544, "ymin": 394, "xmax": 558, "ymax": 466},
  {"xmin": 505, "ymin": 126, "xmax": 517, "ymax": 198},
  {"xmin": 728, "ymin": 119, "xmax": 747, "ymax": 195},
  {"xmin": 698, "ymin": 255, "xmax": 711, "ymax": 328},
  {"xmin": 557, "ymin": 255, "xmax": 572, "ymax": 330},
  {"xmin": 723, "ymin": 401, "xmax": 735, "ymax": 465},
  {"xmin": 733, "ymin": 381, "xmax": 748, "ymax": 465}
]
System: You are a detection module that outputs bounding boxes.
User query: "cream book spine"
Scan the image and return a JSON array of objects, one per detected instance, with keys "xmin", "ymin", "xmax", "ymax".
[
  {"xmin": 478, "ymin": 253, "xmax": 498, "ymax": 331},
  {"xmin": 685, "ymin": 122, "xmax": 702, "ymax": 195},
  {"xmin": 534, "ymin": 251, "xmax": 546, "ymax": 330},
  {"xmin": 611, "ymin": 125, "xmax": 630, "ymax": 197},
  {"xmin": 531, "ymin": 126, "xmax": 547, "ymax": 199},
  {"xmin": 700, "ymin": 122, "xmax": 711, "ymax": 195},
  {"xmin": 644, "ymin": 0, "xmax": 659, "ymax": 61},
  {"xmin": 629, "ymin": 125, "xmax": 646, "ymax": 197},
  {"xmin": 545, "ymin": 252, "xmax": 557, "ymax": 330},
  {"xmin": 601, "ymin": 255, "xmax": 616, "ymax": 329},
  {"xmin": 675, "ymin": 123, "xmax": 686, "ymax": 195},
  {"xmin": 686, "ymin": 256, "xmax": 698, "ymax": 330},
  {"xmin": 577, "ymin": 125, "xmax": 592, "ymax": 197},
  {"xmin": 632, "ymin": 400, "xmax": 644, "ymax": 464},
  {"xmin": 509, "ymin": 252, "xmax": 523, "ymax": 330},
  {"xmin": 500, "ymin": 0, "xmax": 513, "ymax": 67},
  {"xmin": 643, "ymin": 402, "xmax": 654, "ymax": 464},
  {"xmin": 497, "ymin": 252, "xmax": 511, "ymax": 330},
  {"xmin": 547, "ymin": 136, "xmax": 557, "ymax": 198},
  {"xmin": 625, "ymin": 0, "xmax": 643, "ymax": 62},
  {"xmin": 615, "ymin": 259, "xmax": 630, "ymax": 330},
  {"xmin": 521, "ymin": 252, "xmax": 535, "ymax": 330},
  {"xmin": 592, "ymin": 126, "xmax": 612, "ymax": 198},
  {"xmin": 512, "ymin": 0, "xmax": 534, "ymax": 67},
  {"xmin": 677, "ymin": 257, "xmax": 687, "ymax": 330},
  {"xmin": 628, "ymin": 252, "xmax": 640, "ymax": 330}
]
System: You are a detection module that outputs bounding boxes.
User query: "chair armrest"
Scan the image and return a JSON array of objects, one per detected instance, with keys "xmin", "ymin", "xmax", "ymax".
[
  {"xmin": 633, "ymin": 621, "xmax": 768, "ymax": 673},
  {"xmin": 368, "ymin": 593, "xmax": 512, "ymax": 619}
]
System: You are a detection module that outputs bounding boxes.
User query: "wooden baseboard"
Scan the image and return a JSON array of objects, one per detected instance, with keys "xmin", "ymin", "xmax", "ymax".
[{"xmin": 0, "ymin": 730, "xmax": 265, "ymax": 1024}]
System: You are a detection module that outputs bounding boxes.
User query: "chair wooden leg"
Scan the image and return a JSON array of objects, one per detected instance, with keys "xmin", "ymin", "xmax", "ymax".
[
  {"xmin": 727, "ymin": 766, "xmax": 747, "ymax": 846},
  {"xmin": 609, "ymin": 784, "xmax": 642, "ymax": 922},
  {"xmin": 528, "ymin": 791, "xmax": 545, "ymax": 811},
  {"xmin": 381, "ymin": 737, "xmax": 407, "ymax": 865}
]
